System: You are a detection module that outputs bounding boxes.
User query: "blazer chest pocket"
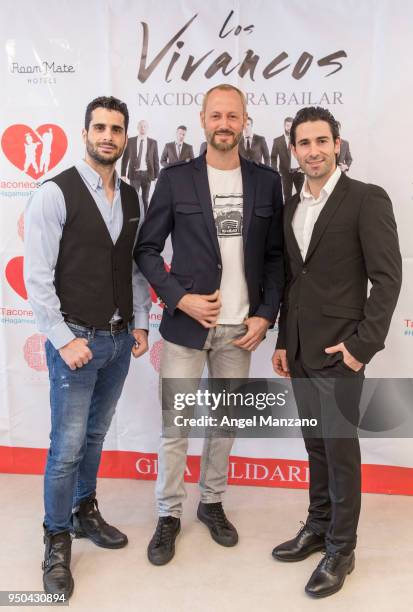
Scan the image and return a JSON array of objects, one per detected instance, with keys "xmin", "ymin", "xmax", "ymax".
[
  {"xmin": 176, "ymin": 202, "xmax": 202, "ymax": 214},
  {"xmin": 322, "ymin": 304, "xmax": 364, "ymax": 320},
  {"xmin": 254, "ymin": 205, "xmax": 273, "ymax": 218}
]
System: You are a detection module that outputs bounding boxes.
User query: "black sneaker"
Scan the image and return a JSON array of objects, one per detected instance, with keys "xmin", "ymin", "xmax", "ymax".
[
  {"xmin": 197, "ymin": 502, "xmax": 238, "ymax": 547},
  {"xmin": 147, "ymin": 516, "xmax": 181, "ymax": 565}
]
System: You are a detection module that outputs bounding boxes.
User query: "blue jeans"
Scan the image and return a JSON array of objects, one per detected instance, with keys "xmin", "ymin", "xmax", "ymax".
[{"xmin": 44, "ymin": 323, "xmax": 134, "ymax": 533}]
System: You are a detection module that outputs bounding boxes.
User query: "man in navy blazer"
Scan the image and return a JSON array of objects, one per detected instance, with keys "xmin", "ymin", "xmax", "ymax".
[{"xmin": 135, "ymin": 84, "xmax": 284, "ymax": 565}]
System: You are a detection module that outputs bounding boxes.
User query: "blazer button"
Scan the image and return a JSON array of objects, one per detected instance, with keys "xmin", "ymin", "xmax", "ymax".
[
  {"xmin": 217, "ymin": 264, "xmax": 222, "ymax": 269},
  {"xmin": 302, "ymin": 268, "xmax": 308, "ymax": 275}
]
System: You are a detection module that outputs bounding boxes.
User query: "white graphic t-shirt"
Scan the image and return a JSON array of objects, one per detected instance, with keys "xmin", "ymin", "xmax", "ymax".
[{"xmin": 207, "ymin": 165, "xmax": 249, "ymax": 324}]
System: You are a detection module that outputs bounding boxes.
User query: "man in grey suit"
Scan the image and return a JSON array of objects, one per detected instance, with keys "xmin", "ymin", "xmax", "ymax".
[
  {"xmin": 271, "ymin": 116, "xmax": 304, "ymax": 202},
  {"xmin": 121, "ymin": 119, "xmax": 159, "ymax": 213},
  {"xmin": 160, "ymin": 125, "xmax": 194, "ymax": 167},
  {"xmin": 337, "ymin": 123, "xmax": 352, "ymax": 173},
  {"xmin": 239, "ymin": 116, "xmax": 270, "ymax": 165}
]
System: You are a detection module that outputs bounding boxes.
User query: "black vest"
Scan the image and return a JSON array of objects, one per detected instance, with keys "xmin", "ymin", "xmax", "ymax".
[{"xmin": 49, "ymin": 166, "xmax": 140, "ymax": 327}]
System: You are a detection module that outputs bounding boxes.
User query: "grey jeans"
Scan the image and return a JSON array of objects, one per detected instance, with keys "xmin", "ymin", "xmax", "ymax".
[{"xmin": 156, "ymin": 324, "xmax": 251, "ymax": 517}]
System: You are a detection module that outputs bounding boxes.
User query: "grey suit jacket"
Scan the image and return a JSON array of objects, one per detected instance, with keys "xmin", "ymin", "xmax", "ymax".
[
  {"xmin": 271, "ymin": 135, "xmax": 291, "ymax": 175},
  {"xmin": 121, "ymin": 136, "xmax": 159, "ymax": 181},
  {"xmin": 239, "ymin": 134, "xmax": 270, "ymax": 165},
  {"xmin": 338, "ymin": 139, "xmax": 352, "ymax": 170},
  {"xmin": 160, "ymin": 142, "xmax": 194, "ymax": 167}
]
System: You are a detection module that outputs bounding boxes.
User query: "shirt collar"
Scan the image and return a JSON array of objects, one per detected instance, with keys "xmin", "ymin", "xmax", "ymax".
[
  {"xmin": 76, "ymin": 159, "xmax": 120, "ymax": 191},
  {"xmin": 301, "ymin": 166, "xmax": 341, "ymax": 204}
]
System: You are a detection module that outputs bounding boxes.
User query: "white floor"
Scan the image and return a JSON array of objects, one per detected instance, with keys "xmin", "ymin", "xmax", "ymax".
[{"xmin": 0, "ymin": 474, "xmax": 412, "ymax": 611}]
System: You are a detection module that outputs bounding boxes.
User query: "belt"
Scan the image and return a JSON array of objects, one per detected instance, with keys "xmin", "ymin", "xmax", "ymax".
[{"xmin": 64, "ymin": 316, "xmax": 128, "ymax": 333}]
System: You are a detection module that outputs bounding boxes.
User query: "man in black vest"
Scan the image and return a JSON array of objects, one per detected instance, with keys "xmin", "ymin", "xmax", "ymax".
[{"xmin": 24, "ymin": 96, "xmax": 151, "ymax": 599}]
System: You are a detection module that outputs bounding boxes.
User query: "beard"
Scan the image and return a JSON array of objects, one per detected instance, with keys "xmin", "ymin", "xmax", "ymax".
[
  {"xmin": 86, "ymin": 137, "xmax": 124, "ymax": 166},
  {"xmin": 205, "ymin": 129, "xmax": 242, "ymax": 152}
]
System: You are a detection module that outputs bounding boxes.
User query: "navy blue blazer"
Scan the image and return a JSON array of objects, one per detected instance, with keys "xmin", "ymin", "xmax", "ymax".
[{"xmin": 134, "ymin": 154, "xmax": 284, "ymax": 349}]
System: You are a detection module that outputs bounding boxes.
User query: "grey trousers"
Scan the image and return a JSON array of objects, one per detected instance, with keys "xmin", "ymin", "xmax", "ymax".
[{"xmin": 156, "ymin": 324, "xmax": 251, "ymax": 517}]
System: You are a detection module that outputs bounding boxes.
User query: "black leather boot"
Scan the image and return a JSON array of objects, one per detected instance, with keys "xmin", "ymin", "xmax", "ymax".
[
  {"xmin": 73, "ymin": 493, "xmax": 128, "ymax": 549},
  {"xmin": 42, "ymin": 527, "xmax": 74, "ymax": 600},
  {"xmin": 305, "ymin": 550, "xmax": 355, "ymax": 598}
]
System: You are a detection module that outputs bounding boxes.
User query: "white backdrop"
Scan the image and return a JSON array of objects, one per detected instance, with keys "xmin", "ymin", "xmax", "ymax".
[{"xmin": 1, "ymin": 0, "xmax": 412, "ymax": 493}]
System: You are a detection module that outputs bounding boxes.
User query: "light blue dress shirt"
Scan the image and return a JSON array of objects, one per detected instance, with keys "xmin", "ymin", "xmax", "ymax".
[{"xmin": 24, "ymin": 159, "xmax": 151, "ymax": 349}]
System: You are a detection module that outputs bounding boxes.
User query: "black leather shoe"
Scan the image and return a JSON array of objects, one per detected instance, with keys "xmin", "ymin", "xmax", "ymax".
[
  {"xmin": 147, "ymin": 516, "xmax": 181, "ymax": 565},
  {"xmin": 197, "ymin": 502, "xmax": 238, "ymax": 547},
  {"xmin": 73, "ymin": 494, "xmax": 128, "ymax": 549},
  {"xmin": 272, "ymin": 522, "xmax": 325, "ymax": 562},
  {"xmin": 305, "ymin": 551, "xmax": 355, "ymax": 598},
  {"xmin": 42, "ymin": 527, "xmax": 74, "ymax": 600}
]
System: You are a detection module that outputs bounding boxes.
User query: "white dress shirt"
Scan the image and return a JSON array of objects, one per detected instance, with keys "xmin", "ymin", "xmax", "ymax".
[{"xmin": 292, "ymin": 166, "xmax": 342, "ymax": 260}]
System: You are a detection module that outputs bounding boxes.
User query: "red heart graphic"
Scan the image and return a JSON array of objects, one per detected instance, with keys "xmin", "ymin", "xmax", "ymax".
[
  {"xmin": 150, "ymin": 262, "xmax": 170, "ymax": 308},
  {"xmin": 1, "ymin": 124, "xmax": 67, "ymax": 179},
  {"xmin": 5, "ymin": 256, "xmax": 27, "ymax": 300}
]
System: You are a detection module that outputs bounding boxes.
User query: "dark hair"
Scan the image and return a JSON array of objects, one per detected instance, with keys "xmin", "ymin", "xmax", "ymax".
[
  {"xmin": 284, "ymin": 116, "xmax": 294, "ymax": 123},
  {"xmin": 290, "ymin": 106, "xmax": 339, "ymax": 147},
  {"xmin": 177, "ymin": 125, "xmax": 187, "ymax": 131},
  {"xmin": 84, "ymin": 96, "xmax": 129, "ymax": 132}
]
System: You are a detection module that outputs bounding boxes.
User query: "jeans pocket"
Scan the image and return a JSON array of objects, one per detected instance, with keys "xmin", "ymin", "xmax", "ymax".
[{"xmin": 66, "ymin": 323, "xmax": 94, "ymax": 344}]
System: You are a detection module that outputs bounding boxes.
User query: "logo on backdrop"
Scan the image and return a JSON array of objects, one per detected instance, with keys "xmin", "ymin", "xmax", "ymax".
[
  {"xmin": 5, "ymin": 256, "xmax": 27, "ymax": 300},
  {"xmin": 1, "ymin": 124, "xmax": 68, "ymax": 179},
  {"xmin": 148, "ymin": 262, "xmax": 170, "ymax": 330},
  {"xmin": 23, "ymin": 334, "xmax": 48, "ymax": 371},
  {"xmin": 9, "ymin": 59, "xmax": 76, "ymax": 86},
  {"xmin": 404, "ymin": 319, "xmax": 413, "ymax": 337},
  {"xmin": 137, "ymin": 11, "xmax": 347, "ymax": 84},
  {"xmin": 0, "ymin": 220, "xmax": 35, "ymax": 327},
  {"xmin": 134, "ymin": 455, "xmax": 309, "ymax": 485}
]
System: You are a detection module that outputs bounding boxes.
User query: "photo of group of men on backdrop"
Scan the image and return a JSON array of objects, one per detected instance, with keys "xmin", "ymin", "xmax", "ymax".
[{"xmin": 121, "ymin": 115, "xmax": 353, "ymax": 205}]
